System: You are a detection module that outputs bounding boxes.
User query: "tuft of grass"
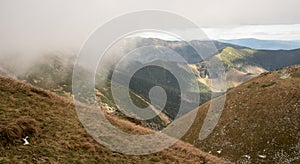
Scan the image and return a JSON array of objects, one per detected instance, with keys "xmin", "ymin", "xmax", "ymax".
[
  {"xmin": 0, "ymin": 116, "xmax": 38, "ymax": 145},
  {"xmin": 261, "ymin": 81, "xmax": 276, "ymax": 88}
]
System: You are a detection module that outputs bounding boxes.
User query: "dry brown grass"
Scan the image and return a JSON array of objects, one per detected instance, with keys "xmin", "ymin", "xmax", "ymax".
[
  {"xmin": 0, "ymin": 76, "xmax": 227, "ymax": 163},
  {"xmin": 0, "ymin": 116, "xmax": 38, "ymax": 145},
  {"xmin": 180, "ymin": 65, "xmax": 300, "ymax": 163}
]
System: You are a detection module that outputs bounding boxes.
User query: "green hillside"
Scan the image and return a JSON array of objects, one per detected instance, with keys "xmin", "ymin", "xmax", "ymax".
[
  {"xmin": 194, "ymin": 47, "xmax": 300, "ymax": 89},
  {"xmin": 214, "ymin": 47, "xmax": 300, "ymax": 72}
]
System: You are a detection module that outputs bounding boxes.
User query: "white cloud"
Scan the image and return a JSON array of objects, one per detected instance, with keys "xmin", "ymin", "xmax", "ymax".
[
  {"xmin": 203, "ymin": 24, "xmax": 300, "ymax": 40},
  {"xmin": 131, "ymin": 25, "xmax": 300, "ymax": 41},
  {"xmin": 128, "ymin": 31, "xmax": 182, "ymax": 41}
]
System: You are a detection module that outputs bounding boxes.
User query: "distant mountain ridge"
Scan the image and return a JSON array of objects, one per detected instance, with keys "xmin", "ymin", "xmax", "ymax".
[
  {"xmin": 133, "ymin": 37, "xmax": 246, "ymax": 63},
  {"xmin": 221, "ymin": 38, "xmax": 300, "ymax": 50}
]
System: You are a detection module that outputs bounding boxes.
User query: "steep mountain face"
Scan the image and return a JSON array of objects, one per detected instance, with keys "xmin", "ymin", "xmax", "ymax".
[
  {"xmin": 179, "ymin": 65, "xmax": 300, "ymax": 163},
  {"xmin": 0, "ymin": 76, "xmax": 226, "ymax": 163},
  {"xmin": 112, "ymin": 60, "xmax": 212, "ymax": 121}
]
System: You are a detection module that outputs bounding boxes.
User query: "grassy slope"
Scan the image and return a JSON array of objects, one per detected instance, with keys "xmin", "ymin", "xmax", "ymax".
[
  {"xmin": 0, "ymin": 76, "xmax": 226, "ymax": 163},
  {"xmin": 179, "ymin": 65, "xmax": 300, "ymax": 163},
  {"xmin": 214, "ymin": 47, "xmax": 300, "ymax": 72},
  {"xmin": 195, "ymin": 47, "xmax": 300, "ymax": 89}
]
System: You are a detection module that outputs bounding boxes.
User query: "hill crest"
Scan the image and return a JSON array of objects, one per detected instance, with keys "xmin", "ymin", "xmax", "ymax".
[{"xmin": 179, "ymin": 65, "xmax": 300, "ymax": 163}]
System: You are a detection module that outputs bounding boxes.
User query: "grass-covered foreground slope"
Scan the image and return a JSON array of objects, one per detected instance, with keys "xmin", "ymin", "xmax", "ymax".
[
  {"xmin": 0, "ymin": 76, "xmax": 227, "ymax": 163},
  {"xmin": 178, "ymin": 65, "xmax": 300, "ymax": 163}
]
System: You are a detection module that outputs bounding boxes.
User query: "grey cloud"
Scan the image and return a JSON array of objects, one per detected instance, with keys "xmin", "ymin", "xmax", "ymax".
[{"xmin": 1, "ymin": 0, "xmax": 300, "ymax": 55}]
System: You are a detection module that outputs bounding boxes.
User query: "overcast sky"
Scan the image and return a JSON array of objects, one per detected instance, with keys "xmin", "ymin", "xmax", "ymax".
[{"xmin": 1, "ymin": 0, "xmax": 300, "ymax": 54}]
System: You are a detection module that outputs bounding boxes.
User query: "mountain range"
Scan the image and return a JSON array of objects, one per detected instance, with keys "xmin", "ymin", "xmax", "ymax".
[
  {"xmin": 0, "ymin": 37, "xmax": 300, "ymax": 163},
  {"xmin": 1, "ymin": 38, "xmax": 300, "ymax": 129}
]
